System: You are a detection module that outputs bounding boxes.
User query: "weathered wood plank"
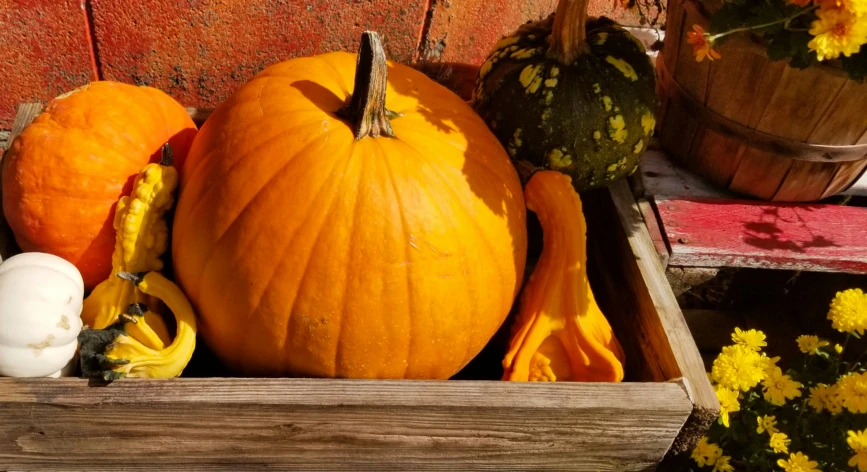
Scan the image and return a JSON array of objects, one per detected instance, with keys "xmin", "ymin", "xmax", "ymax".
[
  {"xmin": 655, "ymin": 196, "xmax": 867, "ymax": 273},
  {"xmin": 637, "ymin": 198, "xmax": 670, "ymax": 267},
  {"xmin": 9, "ymin": 103, "xmax": 43, "ymax": 143},
  {"xmin": 637, "ymin": 149, "xmax": 739, "ymax": 199},
  {"xmin": 0, "ymin": 378, "xmax": 691, "ymax": 471},
  {"xmin": 604, "ymin": 181, "xmax": 719, "ymax": 455}
]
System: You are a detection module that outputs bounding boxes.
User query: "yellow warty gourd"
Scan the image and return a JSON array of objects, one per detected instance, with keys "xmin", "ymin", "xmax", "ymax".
[
  {"xmin": 78, "ymin": 271, "xmax": 197, "ymax": 380},
  {"xmin": 77, "ymin": 144, "xmax": 197, "ymax": 380},
  {"xmin": 81, "ymin": 144, "xmax": 178, "ymax": 348}
]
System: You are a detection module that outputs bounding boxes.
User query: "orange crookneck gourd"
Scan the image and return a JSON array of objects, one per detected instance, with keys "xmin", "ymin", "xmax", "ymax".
[{"xmin": 502, "ymin": 170, "xmax": 625, "ymax": 382}]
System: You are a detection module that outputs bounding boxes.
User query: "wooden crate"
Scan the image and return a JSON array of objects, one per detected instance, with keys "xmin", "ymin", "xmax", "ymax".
[{"xmin": 0, "ymin": 105, "xmax": 717, "ymax": 471}]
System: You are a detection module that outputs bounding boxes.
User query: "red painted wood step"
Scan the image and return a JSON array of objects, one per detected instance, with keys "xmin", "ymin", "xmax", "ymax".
[{"xmin": 653, "ymin": 196, "xmax": 867, "ymax": 274}]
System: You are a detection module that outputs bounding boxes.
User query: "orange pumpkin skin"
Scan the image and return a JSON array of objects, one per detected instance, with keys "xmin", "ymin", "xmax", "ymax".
[
  {"xmin": 2, "ymin": 81, "xmax": 197, "ymax": 289},
  {"xmin": 172, "ymin": 49, "xmax": 528, "ymax": 379}
]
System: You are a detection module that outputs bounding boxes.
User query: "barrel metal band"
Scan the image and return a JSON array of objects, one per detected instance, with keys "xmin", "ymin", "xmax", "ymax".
[{"xmin": 657, "ymin": 59, "xmax": 867, "ymax": 163}]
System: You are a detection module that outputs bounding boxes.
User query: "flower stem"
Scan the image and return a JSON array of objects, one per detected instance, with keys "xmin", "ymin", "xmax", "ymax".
[
  {"xmin": 834, "ymin": 333, "xmax": 852, "ymax": 376},
  {"xmin": 708, "ymin": 6, "xmax": 817, "ymax": 42}
]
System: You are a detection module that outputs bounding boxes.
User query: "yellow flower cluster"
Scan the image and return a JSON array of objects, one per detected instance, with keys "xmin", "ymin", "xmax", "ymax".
[
  {"xmin": 757, "ymin": 414, "xmax": 779, "ymax": 434},
  {"xmin": 837, "ymin": 372, "xmax": 867, "ymax": 413},
  {"xmin": 693, "ymin": 288, "xmax": 867, "ymax": 471},
  {"xmin": 828, "ymin": 288, "xmax": 867, "ymax": 334},
  {"xmin": 778, "ymin": 452, "xmax": 822, "ymax": 472},
  {"xmin": 691, "ymin": 437, "xmax": 734, "ymax": 472},
  {"xmin": 809, "ymin": 383, "xmax": 844, "ymax": 414},
  {"xmin": 797, "ymin": 335, "xmax": 829, "ymax": 354},
  {"xmin": 807, "ymin": 0, "xmax": 867, "ymax": 61},
  {"xmin": 763, "ymin": 367, "xmax": 803, "ymax": 406}
]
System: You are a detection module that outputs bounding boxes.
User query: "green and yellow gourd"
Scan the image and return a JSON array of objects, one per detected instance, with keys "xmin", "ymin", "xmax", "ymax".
[{"xmin": 472, "ymin": 0, "xmax": 657, "ymax": 191}]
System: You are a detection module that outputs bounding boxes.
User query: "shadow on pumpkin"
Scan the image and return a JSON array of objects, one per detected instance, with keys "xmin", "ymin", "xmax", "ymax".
[{"xmin": 285, "ymin": 63, "xmax": 529, "ymax": 380}]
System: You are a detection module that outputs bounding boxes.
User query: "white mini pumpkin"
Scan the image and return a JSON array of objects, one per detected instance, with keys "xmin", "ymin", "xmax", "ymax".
[{"xmin": 0, "ymin": 252, "xmax": 84, "ymax": 377}]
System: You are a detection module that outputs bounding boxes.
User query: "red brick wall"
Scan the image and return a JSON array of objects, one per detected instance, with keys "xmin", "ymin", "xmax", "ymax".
[{"xmin": 1, "ymin": 0, "xmax": 655, "ymax": 128}]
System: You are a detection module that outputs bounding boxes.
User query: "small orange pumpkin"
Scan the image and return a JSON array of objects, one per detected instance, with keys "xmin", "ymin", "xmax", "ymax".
[
  {"xmin": 172, "ymin": 32, "xmax": 528, "ymax": 379},
  {"xmin": 3, "ymin": 81, "xmax": 197, "ymax": 289}
]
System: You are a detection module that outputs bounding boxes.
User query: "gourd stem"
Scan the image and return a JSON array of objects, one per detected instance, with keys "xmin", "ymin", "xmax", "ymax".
[
  {"xmin": 337, "ymin": 31, "xmax": 395, "ymax": 140},
  {"xmin": 160, "ymin": 143, "xmax": 173, "ymax": 166},
  {"xmin": 549, "ymin": 0, "xmax": 591, "ymax": 65}
]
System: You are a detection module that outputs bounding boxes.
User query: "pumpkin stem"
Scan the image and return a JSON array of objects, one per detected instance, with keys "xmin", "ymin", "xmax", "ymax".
[
  {"xmin": 549, "ymin": 0, "xmax": 591, "ymax": 65},
  {"xmin": 337, "ymin": 31, "xmax": 396, "ymax": 140}
]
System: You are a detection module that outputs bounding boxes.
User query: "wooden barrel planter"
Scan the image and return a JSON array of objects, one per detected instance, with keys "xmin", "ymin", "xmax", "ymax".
[{"xmin": 656, "ymin": 0, "xmax": 867, "ymax": 202}]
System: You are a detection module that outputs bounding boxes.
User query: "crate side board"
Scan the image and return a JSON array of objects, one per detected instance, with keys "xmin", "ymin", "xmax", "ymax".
[
  {"xmin": 0, "ymin": 378, "xmax": 691, "ymax": 471},
  {"xmin": 604, "ymin": 181, "xmax": 719, "ymax": 455}
]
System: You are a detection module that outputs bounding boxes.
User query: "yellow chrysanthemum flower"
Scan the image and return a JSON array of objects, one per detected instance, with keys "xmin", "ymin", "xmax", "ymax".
[
  {"xmin": 732, "ymin": 327, "xmax": 767, "ymax": 351},
  {"xmin": 760, "ymin": 354, "xmax": 782, "ymax": 375},
  {"xmin": 837, "ymin": 372, "xmax": 867, "ymax": 413},
  {"xmin": 828, "ymin": 288, "xmax": 867, "ymax": 334},
  {"xmin": 712, "ymin": 344, "xmax": 766, "ymax": 392},
  {"xmin": 836, "ymin": 343, "xmax": 845, "ymax": 354},
  {"xmin": 809, "ymin": 384, "xmax": 836, "ymax": 413},
  {"xmin": 778, "ymin": 452, "xmax": 822, "ymax": 472},
  {"xmin": 713, "ymin": 455, "xmax": 734, "ymax": 472},
  {"xmin": 763, "ymin": 367, "xmax": 802, "ymax": 406},
  {"xmin": 757, "ymin": 415, "xmax": 779, "ymax": 434},
  {"xmin": 828, "ymin": 384, "xmax": 844, "ymax": 415},
  {"xmin": 692, "ymin": 437, "xmax": 722, "ymax": 468},
  {"xmin": 821, "ymin": 0, "xmax": 867, "ymax": 16},
  {"xmin": 716, "ymin": 386, "xmax": 740, "ymax": 427},
  {"xmin": 850, "ymin": 430, "xmax": 867, "ymax": 471},
  {"xmin": 852, "ymin": 451, "xmax": 867, "ymax": 472},
  {"xmin": 797, "ymin": 335, "xmax": 829, "ymax": 354},
  {"xmin": 770, "ymin": 432, "xmax": 791, "ymax": 454},
  {"xmin": 809, "ymin": 6, "xmax": 867, "ymax": 61},
  {"xmin": 849, "ymin": 429, "xmax": 867, "ymax": 452}
]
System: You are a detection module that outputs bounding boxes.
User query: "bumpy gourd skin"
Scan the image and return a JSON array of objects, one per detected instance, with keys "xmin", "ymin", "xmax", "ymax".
[
  {"xmin": 502, "ymin": 171, "xmax": 625, "ymax": 382},
  {"xmin": 473, "ymin": 15, "xmax": 657, "ymax": 191},
  {"xmin": 81, "ymin": 156, "xmax": 178, "ymax": 349},
  {"xmin": 79, "ymin": 271, "xmax": 197, "ymax": 380},
  {"xmin": 1, "ymin": 81, "xmax": 196, "ymax": 289}
]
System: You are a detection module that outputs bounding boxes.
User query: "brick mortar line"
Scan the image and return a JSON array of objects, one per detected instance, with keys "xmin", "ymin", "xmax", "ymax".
[
  {"xmin": 83, "ymin": 0, "xmax": 102, "ymax": 80},
  {"xmin": 414, "ymin": 0, "xmax": 438, "ymax": 63}
]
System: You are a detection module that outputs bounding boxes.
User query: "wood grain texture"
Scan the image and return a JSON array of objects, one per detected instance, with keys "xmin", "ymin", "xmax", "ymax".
[
  {"xmin": 9, "ymin": 103, "xmax": 43, "ymax": 142},
  {"xmin": 655, "ymin": 196, "xmax": 867, "ymax": 273},
  {"xmin": 0, "ymin": 378, "xmax": 692, "ymax": 471},
  {"xmin": 638, "ymin": 198, "xmax": 670, "ymax": 267},
  {"xmin": 727, "ymin": 148, "xmax": 792, "ymax": 200},
  {"xmin": 772, "ymin": 160, "xmax": 837, "ymax": 202},
  {"xmin": 657, "ymin": 0, "xmax": 867, "ymax": 202},
  {"xmin": 637, "ymin": 149, "xmax": 739, "ymax": 199},
  {"xmin": 602, "ymin": 181, "xmax": 718, "ymax": 455}
]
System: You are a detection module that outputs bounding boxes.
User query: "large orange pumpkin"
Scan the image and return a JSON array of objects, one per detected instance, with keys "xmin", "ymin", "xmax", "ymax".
[
  {"xmin": 172, "ymin": 32, "xmax": 528, "ymax": 379},
  {"xmin": 3, "ymin": 81, "xmax": 197, "ymax": 289}
]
